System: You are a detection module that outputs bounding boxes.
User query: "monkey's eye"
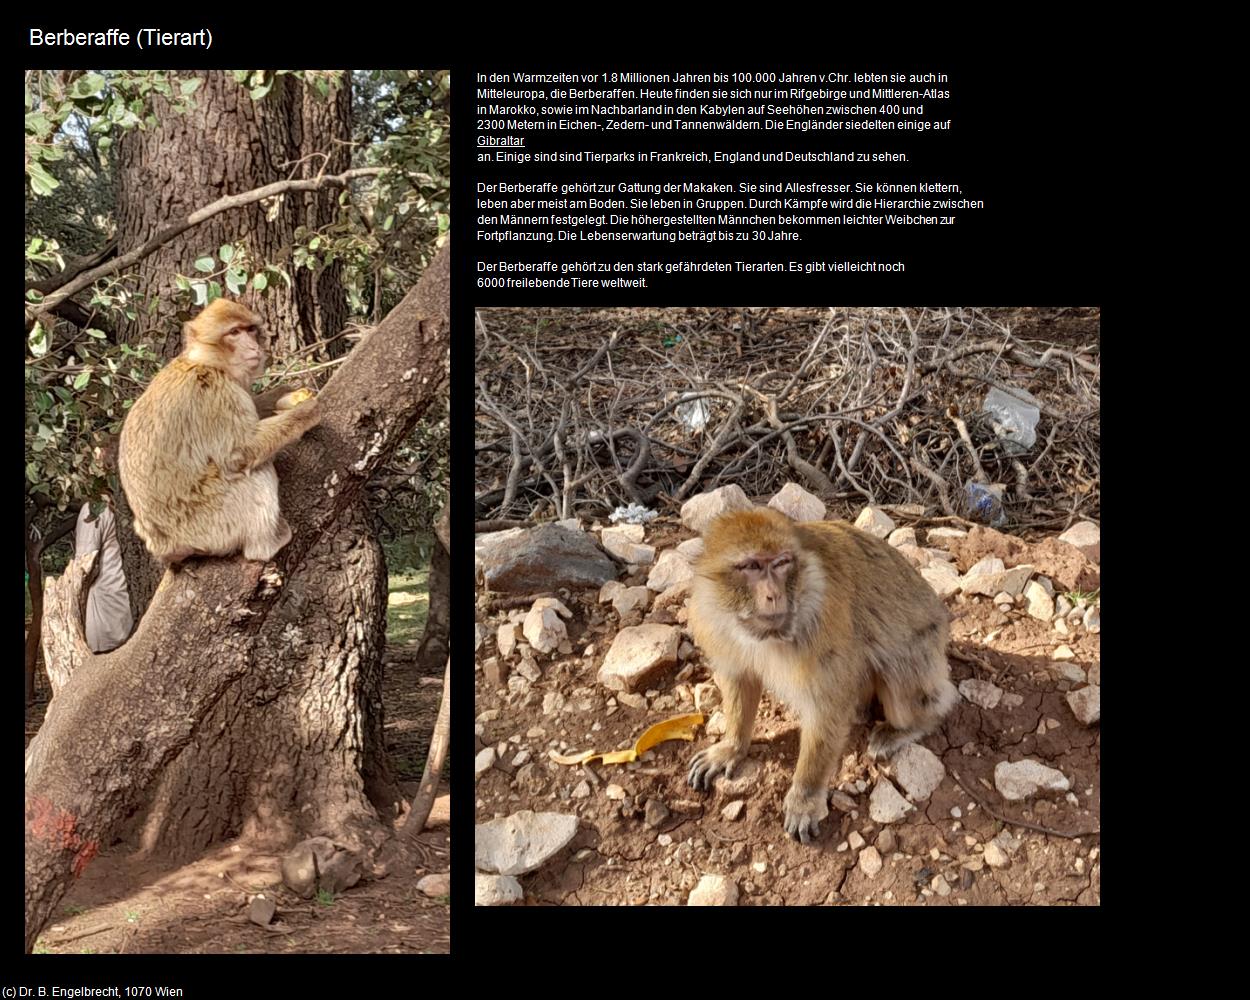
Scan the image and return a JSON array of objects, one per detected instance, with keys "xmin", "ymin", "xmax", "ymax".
[
  {"xmin": 736, "ymin": 560, "xmax": 761, "ymax": 573},
  {"xmin": 774, "ymin": 554, "xmax": 793, "ymax": 570}
]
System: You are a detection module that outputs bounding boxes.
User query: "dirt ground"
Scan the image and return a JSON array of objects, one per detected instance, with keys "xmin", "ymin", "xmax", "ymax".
[
  {"xmin": 28, "ymin": 594, "xmax": 450, "ymax": 954},
  {"xmin": 474, "ymin": 519, "xmax": 1100, "ymax": 906}
]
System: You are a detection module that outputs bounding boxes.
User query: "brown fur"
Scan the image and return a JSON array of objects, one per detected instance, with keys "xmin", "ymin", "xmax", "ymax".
[
  {"xmin": 118, "ymin": 299, "xmax": 320, "ymax": 564},
  {"xmin": 687, "ymin": 507, "xmax": 955, "ymax": 843}
]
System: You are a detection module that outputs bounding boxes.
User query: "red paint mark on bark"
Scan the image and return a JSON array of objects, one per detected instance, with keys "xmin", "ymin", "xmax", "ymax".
[{"xmin": 26, "ymin": 794, "xmax": 97, "ymax": 877}]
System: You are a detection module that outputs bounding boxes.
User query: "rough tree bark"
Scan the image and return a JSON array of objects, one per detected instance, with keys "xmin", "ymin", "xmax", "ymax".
[{"xmin": 26, "ymin": 244, "xmax": 450, "ymax": 954}]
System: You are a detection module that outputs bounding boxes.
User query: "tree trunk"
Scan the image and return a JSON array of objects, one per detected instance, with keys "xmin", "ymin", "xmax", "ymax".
[
  {"xmin": 404, "ymin": 659, "xmax": 449, "ymax": 838},
  {"xmin": 415, "ymin": 534, "xmax": 450, "ymax": 673},
  {"xmin": 27, "ymin": 245, "xmax": 450, "ymax": 953}
]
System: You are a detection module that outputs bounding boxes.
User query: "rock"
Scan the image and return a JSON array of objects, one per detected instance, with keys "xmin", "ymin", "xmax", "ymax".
[
  {"xmin": 474, "ymin": 623, "xmax": 488, "ymax": 652},
  {"xmin": 1054, "ymin": 617, "xmax": 1070, "ymax": 636},
  {"xmin": 961, "ymin": 564, "xmax": 1034, "ymax": 598},
  {"xmin": 1055, "ymin": 595, "xmax": 1073, "ymax": 617},
  {"xmin": 706, "ymin": 711, "xmax": 727, "ymax": 736},
  {"xmin": 876, "ymin": 828, "xmax": 896, "ymax": 854},
  {"xmin": 721, "ymin": 800, "xmax": 745, "ymax": 822},
  {"xmin": 617, "ymin": 691, "xmax": 647, "ymax": 710},
  {"xmin": 600, "ymin": 525, "xmax": 656, "ymax": 566},
  {"xmin": 888, "ymin": 527, "xmax": 917, "ymax": 547},
  {"xmin": 1054, "ymin": 662, "xmax": 1086, "ymax": 683},
  {"xmin": 280, "ymin": 837, "xmax": 348, "ymax": 899},
  {"xmin": 248, "ymin": 895, "xmax": 277, "ymax": 926},
  {"xmin": 982, "ymin": 842, "xmax": 1009, "ymax": 868},
  {"xmin": 830, "ymin": 791, "xmax": 857, "ymax": 813},
  {"xmin": 680, "ymin": 485, "xmax": 755, "ymax": 534},
  {"xmin": 511, "ymin": 750, "xmax": 531, "ymax": 768},
  {"xmin": 925, "ymin": 546, "xmax": 955, "ymax": 562},
  {"xmin": 854, "ymin": 506, "xmax": 896, "ymax": 539},
  {"xmin": 483, "ymin": 657, "xmax": 508, "ymax": 687},
  {"xmin": 597, "ymin": 624, "xmax": 681, "ymax": 692},
  {"xmin": 926, "ymin": 527, "xmax": 968, "ymax": 547},
  {"xmin": 605, "ymin": 783, "xmax": 626, "ymax": 801},
  {"xmin": 965, "ymin": 555, "xmax": 1005, "ymax": 578},
  {"xmin": 1083, "ymin": 605, "xmax": 1100, "ymax": 632},
  {"xmin": 417, "ymin": 873, "xmax": 451, "ymax": 897},
  {"xmin": 1053, "ymin": 645, "xmax": 1076, "ymax": 661},
  {"xmin": 694, "ymin": 682, "xmax": 722, "ymax": 713},
  {"xmin": 1001, "ymin": 692, "xmax": 1024, "ymax": 709},
  {"xmin": 1024, "ymin": 581, "xmax": 1055, "ymax": 621},
  {"xmin": 1088, "ymin": 662, "xmax": 1100, "ymax": 686},
  {"xmin": 599, "ymin": 580, "xmax": 626, "ymax": 604},
  {"xmin": 496, "ymin": 622, "xmax": 518, "ymax": 658},
  {"xmin": 475, "ymin": 873, "xmax": 523, "ymax": 906},
  {"xmin": 895, "ymin": 544, "xmax": 931, "ymax": 568},
  {"xmin": 869, "ymin": 778, "xmax": 915, "ymax": 823},
  {"xmin": 993, "ymin": 759, "xmax": 1071, "ymax": 801},
  {"xmin": 712, "ymin": 757, "xmax": 761, "ymax": 797},
  {"xmin": 523, "ymin": 605, "xmax": 567, "ymax": 654},
  {"xmin": 768, "ymin": 483, "xmax": 827, "ymax": 522},
  {"xmin": 657, "ymin": 834, "xmax": 673, "ymax": 847},
  {"xmin": 891, "ymin": 743, "xmax": 946, "ymax": 801},
  {"xmin": 612, "ymin": 585, "xmax": 652, "ymax": 617},
  {"xmin": 644, "ymin": 799, "xmax": 671, "ymax": 828},
  {"xmin": 1058, "ymin": 521, "xmax": 1101, "ymax": 564},
  {"xmin": 541, "ymin": 691, "xmax": 565, "ymax": 715},
  {"xmin": 516, "ymin": 656, "xmax": 542, "ymax": 682},
  {"xmin": 848, "ymin": 831, "xmax": 865, "ymax": 850},
  {"xmin": 858, "ymin": 846, "xmax": 883, "ymax": 877},
  {"xmin": 475, "ymin": 747, "xmax": 497, "ymax": 778},
  {"xmin": 651, "ymin": 578, "xmax": 692, "ymax": 617},
  {"xmin": 920, "ymin": 561, "xmax": 961, "ymax": 599},
  {"xmin": 688, "ymin": 874, "xmax": 739, "ymax": 906},
  {"xmin": 959, "ymin": 679, "xmax": 1003, "ymax": 710},
  {"xmin": 481, "ymin": 524, "xmax": 616, "ymax": 592},
  {"xmin": 931, "ymin": 874, "xmax": 951, "ymax": 897},
  {"xmin": 647, "ymin": 549, "xmax": 695, "ymax": 592},
  {"xmin": 531, "ymin": 596, "xmax": 572, "ymax": 618},
  {"xmin": 475, "ymin": 811, "xmax": 580, "ymax": 876},
  {"xmin": 1066, "ymin": 685, "xmax": 1100, "ymax": 725},
  {"xmin": 571, "ymin": 780, "xmax": 591, "ymax": 799}
]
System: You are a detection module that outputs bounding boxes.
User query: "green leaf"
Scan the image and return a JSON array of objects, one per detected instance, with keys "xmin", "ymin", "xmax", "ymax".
[
  {"xmin": 180, "ymin": 77, "xmax": 203, "ymax": 96},
  {"xmin": 28, "ymin": 162, "xmax": 60, "ymax": 197},
  {"xmin": 175, "ymin": 275, "xmax": 192, "ymax": 291},
  {"xmin": 29, "ymin": 322, "xmax": 48, "ymax": 357},
  {"xmin": 308, "ymin": 236, "xmax": 322, "ymax": 250},
  {"xmin": 218, "ymin": 244, "xmax": 235, "ymax": 263},
  {"xmin": 208, "ymin": 281, "xmax": 222, "ymax": 302},
  {"xmin": 85, "ymin": 328, "xmax": 106, "ymax": 339},
  {"xmin": 28, "ymin": 237, "xmax": 44, "ymax": 254},
  {"xmin": 252, "ymin": 272, "xmax": 269, "ymax": 291},
  {"xmin": 250, "ymin": 82, "xmax": 273, "ymax": 101},
  {"xmin": 72, "ymin": 73, "xmax": 106, "ymax": 99},
  {"xmin": 24, "ymin": 111, "xmax": 53, "ymax": 136},
  {"xmin": 97, "ymin": 135, "xmax": 113, "ymax": 151},
  {"xmin": 194, "ymin": 256, "xmax": 215, "ymax": 273},
  {"xmin": 232, "ymin": 70, "xmax": 250, "ymax": 83},
  {"xmin": 225, "ymin": 268, "xmax": 247, "ymax": 294},
  {"xmin": 73, "ymin": 371, "xmax": 91, "ymax": 390}
]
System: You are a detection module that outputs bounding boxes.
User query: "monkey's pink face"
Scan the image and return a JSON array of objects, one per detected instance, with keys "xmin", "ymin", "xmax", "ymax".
[
  {"xmin": 730, "ymin": 550, "xmax": 795, "ymax": 638},
  {"xmin": 225, "ymin": 326, "xmax": 266, "ymax": 381}
]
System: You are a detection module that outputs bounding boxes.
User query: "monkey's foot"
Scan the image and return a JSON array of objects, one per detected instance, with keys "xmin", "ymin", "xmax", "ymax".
[
  {"xmin": 687, "ymin": 741, "xmax": 745, "ymax": 792},
  {"xmin": 783, "ymin": 786, "xmax": 829, "ymax": 845},
  {"xmin": 866, "ymin": 723, "xmax": 916, "ymax": 760},
  {"xmin": 257, "ymin": 563, "xmax": 284, "ymax": 597}
]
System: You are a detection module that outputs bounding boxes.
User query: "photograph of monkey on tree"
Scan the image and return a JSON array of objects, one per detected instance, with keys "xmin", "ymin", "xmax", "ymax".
[
  {"xmin": 474, "ymin": 307, "xmax": 1099, "ymax": 906},
  {"xmin": 25, "ymin": 69, "xmax": 451, "ymax": 953}
]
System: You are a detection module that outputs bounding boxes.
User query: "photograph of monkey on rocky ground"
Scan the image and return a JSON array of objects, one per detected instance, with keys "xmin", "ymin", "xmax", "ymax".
[
  {"xmin": 475, "ymin": 306, "xmax": 1099, "ymax": 906},
  {"xmin": 24, "ymin": 70, "xmax": 450, "ymax": 953}
]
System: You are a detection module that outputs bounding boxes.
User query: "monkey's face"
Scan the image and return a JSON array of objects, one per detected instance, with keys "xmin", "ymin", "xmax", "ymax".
[
  {"xmin": 727, "ymin": 550, "xmax": 796, "ymax": 638},
  {"xmin": 224, "ymin": 325, "xmax": 266, "ymax": 381}
]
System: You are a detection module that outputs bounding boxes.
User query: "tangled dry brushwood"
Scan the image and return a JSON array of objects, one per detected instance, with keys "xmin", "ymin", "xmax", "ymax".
[{"xmin": 474, "ymin": 307, "xmax": 1100, "ymax": 536}]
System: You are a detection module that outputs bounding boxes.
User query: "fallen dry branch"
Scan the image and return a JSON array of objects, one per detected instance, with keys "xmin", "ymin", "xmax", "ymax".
[{"xmin": 475, "ymin": 307, "xmax": 1100, "ymax": 535}]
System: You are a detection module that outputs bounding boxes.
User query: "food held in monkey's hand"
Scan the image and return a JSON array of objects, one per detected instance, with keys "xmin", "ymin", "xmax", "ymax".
[{"xmin": 275, "ymin": 387, "xmax": 316, "ymax": 411}]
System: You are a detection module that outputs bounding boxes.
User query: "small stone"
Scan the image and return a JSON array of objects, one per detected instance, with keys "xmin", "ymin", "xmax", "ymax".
[
  {"xmin": 858, "ymin": 846, "xmax": 883, "ymax": 877},
  {"xmin": 931, "ymin": 874, "xmax": 951, "ymax": 897},
  {"xmin": 983, "ymin": 842, "xmax": 1009, "ymax": 868},
  {"xmin": 1053, "ymin": 645, "xmax": 1076, "ymax": 661},
  {"xmin": 605, "ymin": 783, "xmax": 626, "ymax": 800},
  {"xmin": 950, "ymin": 806, "xmax": 962, "ymax": 819},
  {"xmin": 959, "ymin": 678, "xmax": 1003, "ymax": 710},
  {"xmin": 721, "ymin": 800, "xmax": 746, "ymax": 822},
  {"xmin": 993, "ymin": 759, "xmax": 1071, "ymax": 801},
  {"xmin": 475, "ymin": 874, "xmax": 523, "ymax": 906},
  {"xmin": 417, "ymin": 873, "xmax": 451, "ymax": 897},
  {"xmin": 836, "ymin": 840, "xmax": 849, "ymax": 853},
  {"xmin": 921, "ymin": 561, "xmax": 961, "ymax": 599},
  {"xmin": 694, "ymin": 682, "xmax": 722, "ymax": 713},
  {"xmin": 474, "ymin": 811, "xmax": 580, "ymax": 876},
  {"xmin": 768, "ymin": 482, "xmax": 827, "ymax": 522},
  {"xmin": 680, "ymin": 485, "xmax": 754, "ymax": 534},
  {"xmin": 1066, "ymin": 685, "xmax": 1101, "ymax": 725},
  {"xmin": 248, "ymin": 895, "xmax": 277, "ymax": 927},
  {"xmin": 597, "ymin": 624, "xmax": 681, "ymax": 692},
  {"xmin": 542, "ymin": 691, "xmax": 565, "ymax": 716},
  {"xmin": 1088, "ymin": 662, "xmax": 1100, "ymax": 686},
  {"xmin": 868, "ymin": 778, "xmax": 915, "ymax": 824},
  {"xmin": 483, "ymin": 656, "xmax": 508, "ymax": 687},
  {"xmin": 618, "ymin": 692, "xmax": 647, "ymax": 710},
  {"xmin": 1057, "ymin": 521, "xmax": 1100, "ymax": 563},
  {"xmin": 496, "ymin": 622, "xmax": 518, "ymax": 658},
  {"xmin": 611, "ymin": 586, "xmax": 651, "ymax": 617},
  {"xmin": 854, "ymin": 507, "xmax": 896, "ymax": 539},
  {"xmin": 688, "ymin": 874, "xmax": 739, "ymax": 906},
  {"xmin": 1055, "ymin": 595, "xmax": 1073, "ymax": 617},
  {"xmin": 475, "ymin": 747, "xmax": 496, "ymax": 778},
  {"xmin": 1054, "ymin": 617, "xmax": 1070, "ymax": 635},
  {"xmin": 571, "ymin": 780, "xmax": 591, "ymax": 799},
  {"xmin": 1083, "ymin": 605, "xmax": 1100, "ymax": 632},
  {"xmin": 752, "ymin": 861, "xmax": 767, "ymax": 874},
  {"xmin": 830, "ymin": 791, "xmax": 857, "ymax": 813},
  {"xmin": 848, "ymin": 831, "xmax": 865, "ymax": 850},
  {"xmin": 1000, "ymin": 692, "xmax": 1024, "ymax": 709},
  {"xmin": 511, "ymin": 750, "xmax": 531, "ymax": 768},
  {"xmin": 993, "ymin": 591, "xmax": 1015, "ymax": 606},
  {"xmin": 1054, "ymin": 662, "xmax": 1086, "ymax": 683},
  {"xmin": 890, "ymin": 743, "xmax": 946, "ymax": 801},
  {"xmin": 887, "ymin": 527, "xmax": 917, "ymax": 547},
  {"xmin": 658, "ymin": 833, "xmax": 673, "ymax": 847},
  {"xmin": 706, "ymin": 711, "xmax": 727, "ymax": 737},
  {"xmin": 1024, "ymin": 581, "xmax": 1055, "ymax": 621},
  {"xmin": 876, "ymin": 828, "xmax": 896, "ymax": 854},
  {"xmin": 645, "ymin": 798, "xmax": 671, "ymax": 828},
  {"xmin": 599, "ymin": 580, "xmax": 626, "ymax": 604}
]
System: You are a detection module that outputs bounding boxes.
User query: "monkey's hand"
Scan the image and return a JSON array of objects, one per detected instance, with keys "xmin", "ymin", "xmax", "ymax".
[
  {"xmin": 687, "ymin": 740, "xmax": 746, "ymax": 792},
  {"xmin": 274, "ymin": 387, "xmax": 316, "ymax": 412},
  {"xmin": 782, "ymin": 785, "xmax": 830, "ymax": 845}
]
